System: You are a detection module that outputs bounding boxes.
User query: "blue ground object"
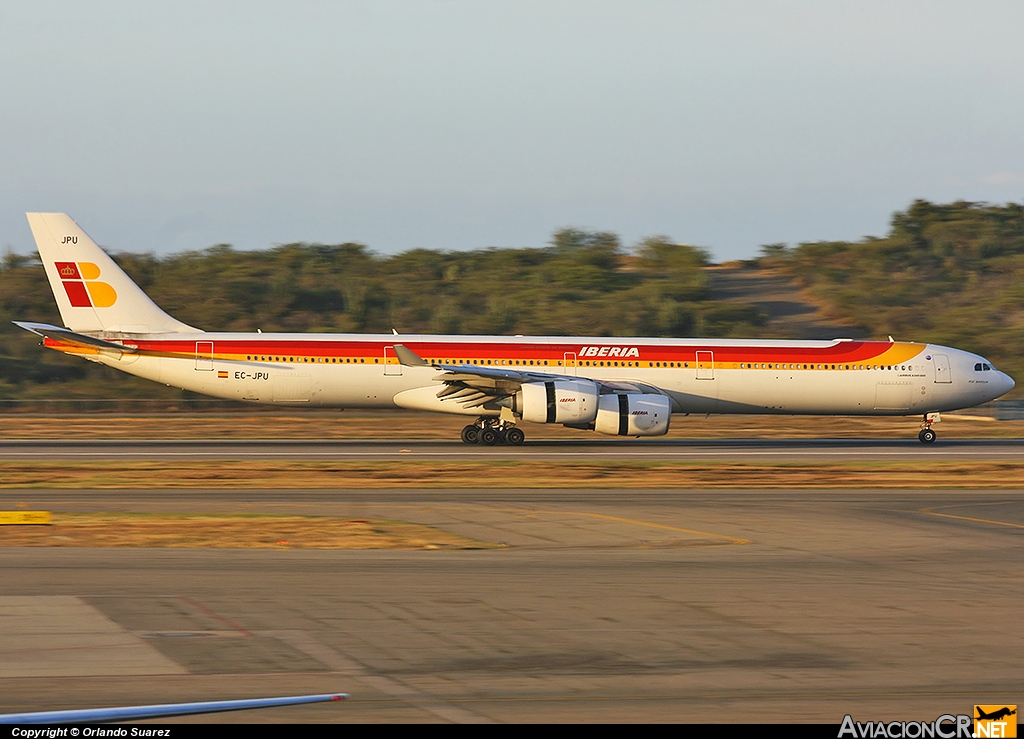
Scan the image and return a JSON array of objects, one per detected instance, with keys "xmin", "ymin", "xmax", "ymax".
[{"xmin": 0, "ymin": 693, "xmax": 348, "ymax": 723}]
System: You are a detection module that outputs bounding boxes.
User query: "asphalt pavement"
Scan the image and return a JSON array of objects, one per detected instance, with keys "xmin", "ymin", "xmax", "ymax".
[{"xmin": 1, "ymin": 486, "xmax": 1021, "ymax": 722}]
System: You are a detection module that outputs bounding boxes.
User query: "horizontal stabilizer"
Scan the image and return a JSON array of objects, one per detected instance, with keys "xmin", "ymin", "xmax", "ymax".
[{"xmin": 13, "ymin": 321, "xmax": 138, "ymax": 353}]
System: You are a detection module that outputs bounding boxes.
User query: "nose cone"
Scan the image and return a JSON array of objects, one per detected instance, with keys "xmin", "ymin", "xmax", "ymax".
[{"xmin": 998, "ymin": 371, "xmax": 1015, "ymax": 398}]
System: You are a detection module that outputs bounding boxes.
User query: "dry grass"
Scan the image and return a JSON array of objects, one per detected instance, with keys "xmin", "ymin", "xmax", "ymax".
[
  {"xmin": 0, "ymin": 410, "xmax": 1020, "ymax": 440},
  {"xmin": 0, "ymin": 512, "xmax": 495, "ymax": 550},
  {"xmin": 3, "ymin": 459, "xmax": 1024, "ymax": 489}
]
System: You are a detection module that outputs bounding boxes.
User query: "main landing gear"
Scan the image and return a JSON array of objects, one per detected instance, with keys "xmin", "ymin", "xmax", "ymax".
[
  {"xmin": 918, "ymin": 413, "xmax": 939, "ymax": 444},
  {"xmin": 461, "ymin": 418, "xmax": 525, "ymax": 446}
]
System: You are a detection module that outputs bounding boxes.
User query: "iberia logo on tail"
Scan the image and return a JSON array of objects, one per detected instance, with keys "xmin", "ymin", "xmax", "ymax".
[{"xmin": 55, "ymin": 261, "xmax": 117, "ymax": 308}]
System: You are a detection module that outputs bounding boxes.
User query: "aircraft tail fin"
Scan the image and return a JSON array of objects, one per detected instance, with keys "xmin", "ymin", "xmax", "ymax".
[{"xmin": 26, "ymin": 213, "xmax": 200, "ymax": 334}]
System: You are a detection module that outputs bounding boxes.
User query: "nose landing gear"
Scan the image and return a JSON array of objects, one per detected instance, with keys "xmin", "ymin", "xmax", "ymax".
[
  {"xmin": 918, "ymin": 412, "xmax": 939, "ymax": 443},
  {"xmin": 460, "ymin": 418, "xmax": 525, "ymax": 445}
]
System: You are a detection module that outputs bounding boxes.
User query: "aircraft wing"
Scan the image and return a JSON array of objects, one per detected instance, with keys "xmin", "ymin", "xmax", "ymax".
[{"xmin": 394, "ymin": 343, "xmax": 664, "ymax": 411}]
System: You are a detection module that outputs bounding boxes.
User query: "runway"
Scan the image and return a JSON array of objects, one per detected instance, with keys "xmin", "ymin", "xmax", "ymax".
[
  {"xmin": 3, "ymin": 437, "xmax": 1024, "ymax": 462},
  {"xmin": 2, "ymin": 486, "xmax": 1022, "ymax": 722}
]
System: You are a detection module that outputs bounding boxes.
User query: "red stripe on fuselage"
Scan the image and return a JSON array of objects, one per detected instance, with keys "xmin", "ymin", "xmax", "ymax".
[{"xmin": 125, "ymin": 338, "xmax": 907, "ymax": 363}]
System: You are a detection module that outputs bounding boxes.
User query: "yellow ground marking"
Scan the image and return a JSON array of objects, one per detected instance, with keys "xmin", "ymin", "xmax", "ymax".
[
  {"xmin": 550, "ymin": 509, "xmax": 750, "ymax": 545},
  {"xmin": 918, "ymin": 502, "xmax": 1024, "ymax": 530},
  {"xmin": 354, "ymin": 503, "xmax": 751, "ymax": 547},
  {"xmin": 0, "ymin": 510, "xmax": 51, "ymax": 524}
]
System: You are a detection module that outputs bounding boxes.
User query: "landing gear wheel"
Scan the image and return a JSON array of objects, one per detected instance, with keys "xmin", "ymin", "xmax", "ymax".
[
  {"xmin": 461, "ymin": 425, "xmax": 480, "ymax": 444},
  {"xmin": 505, "ymin": 427, "xmax": 525, "ymax": 446},
  {"xmin": 918, "ymin": 428, "xmax": 936, "ymax": 444},
  {"xmin": 480, "ymin": 427, "xmax": 499, "ymax": 445}
]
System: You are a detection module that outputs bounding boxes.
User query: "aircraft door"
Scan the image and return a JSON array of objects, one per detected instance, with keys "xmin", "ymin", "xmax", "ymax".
[
  {"xmin": 696, "ymin": 351, "xmax": 714, "ymax": 380},
  {"xmin": 383, "ymin": 345, "xmax": 403, "ymax": 376},
  {"xmin": 195, "ymin": 341, "xmax": 214, "ymax": 371},
  {"xmin": 563, "ymin": 352, "xmax": 577, "ymax": 377},
  {"xmin": 933, "ymin": 354, "xmax": 952, "ymax": 384}
]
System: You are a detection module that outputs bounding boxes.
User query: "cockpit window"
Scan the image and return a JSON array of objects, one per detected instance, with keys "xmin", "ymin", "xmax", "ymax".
[
  {"xmin": 975, "ymin": 363, "xmax": 983, "ymax": 371},
  {"xmin": 983, "ymin": 364, "xmax": 992, "ymax": 371}
]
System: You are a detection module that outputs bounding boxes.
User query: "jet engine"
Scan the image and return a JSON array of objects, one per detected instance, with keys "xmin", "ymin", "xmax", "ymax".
[
  {"xmin": 594, "ymin": 393, "xmax": 671, "ymax": 436},
  {"xmin": 518, "ymin": 380, "xmax": 599, "ymax": 424}
]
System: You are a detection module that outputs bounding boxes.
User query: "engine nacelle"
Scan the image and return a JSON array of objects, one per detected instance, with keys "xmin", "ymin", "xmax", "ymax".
[
  {"xmin": 519, "ymin": 380, "xmax": 599, "ymax": 424},
  {"xmin": 595, "ymin": 393, "xmax": 671, "ymax": 436}
]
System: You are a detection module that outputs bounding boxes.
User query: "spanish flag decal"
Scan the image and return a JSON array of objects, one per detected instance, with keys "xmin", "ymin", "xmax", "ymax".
[
  {"xmin": 218, "ymin": 371, "xmax": 229, "ymax": 378},
  {"xmin": 56, "ymin": 262, "xmax": 117, "ymax": 308}
]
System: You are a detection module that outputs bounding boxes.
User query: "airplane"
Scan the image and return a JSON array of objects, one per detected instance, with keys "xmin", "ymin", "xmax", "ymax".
[
  {"xmin": 15, "ymin": 213, "xmax": 1015, "ymax": 445},
  {"xmin": 976, "ymin": 707, "xmax": 1017, "ymax": 722}
]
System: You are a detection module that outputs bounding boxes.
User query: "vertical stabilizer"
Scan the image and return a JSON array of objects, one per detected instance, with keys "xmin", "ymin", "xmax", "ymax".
[{"xmin": 26, "ymin": 213, "xmax": 199, "ymax": 334}]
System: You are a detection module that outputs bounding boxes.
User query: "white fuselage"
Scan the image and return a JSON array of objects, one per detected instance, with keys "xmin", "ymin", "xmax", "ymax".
[{"xmin": 59, "ymin": 333, "xmax": 1013, "ymax": 418}]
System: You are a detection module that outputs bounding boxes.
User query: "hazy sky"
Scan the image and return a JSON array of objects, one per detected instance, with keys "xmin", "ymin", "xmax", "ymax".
[{"xmin": 2, "ymin": 1, "xmax": 1023, "ymax": 261}]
